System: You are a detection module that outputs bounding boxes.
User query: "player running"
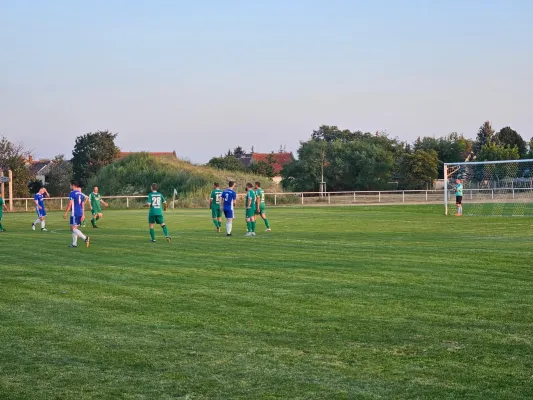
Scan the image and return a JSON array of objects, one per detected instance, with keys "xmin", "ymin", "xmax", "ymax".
[
  {"xmin": 89, "ymin": 186, "xmax": 109, "ymax": 228},
  {"xmin": 146, "ymin": 183, "xmax": 171, "ymax": 243},
  {"xmin": 221, "ymin": 181, "xmax": 237, "ymax": 236},
  {"xmin": 254, "ymin": 181, "xmax": 271, "ymax": 232},
  {"xmin": 245, "ymin": 183, "xmax": 257, "ymax": 236},
  {"xmin": 209, "ymin": 182, "xmax": 223, "ymax": 232},
  {"xmin": 0, "ymin": 194, "xmax": 8, "ymax": 232},
  {"xmin": 63, "ymin": 181, "xmax": 90, "ymax": 248},
  {"xmin": 454, "ymin": 179, "xmax": 463, "ymax": 216},
  {"xmin": 32, "ymin": 187, "xmax": 50, "ymax": 231}
]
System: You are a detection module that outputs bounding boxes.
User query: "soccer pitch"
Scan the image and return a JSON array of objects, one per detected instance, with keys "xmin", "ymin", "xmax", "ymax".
[{"xmin": 0, "ymin": 206, "xmax": 531, "ymax": 399}]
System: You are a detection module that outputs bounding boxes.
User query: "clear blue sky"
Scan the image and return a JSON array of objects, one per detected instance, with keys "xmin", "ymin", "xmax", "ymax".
[{"xmin": 1, "ymin": 0, "xmax": 531, "ymax": 162}]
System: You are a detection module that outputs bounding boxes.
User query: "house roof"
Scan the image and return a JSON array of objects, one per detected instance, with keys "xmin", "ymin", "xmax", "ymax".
[
  {"xmin": 29, "ymin": 160, "xmax": 52, "ymax": 175},
  {"xmin": 117, "ymin": 151, "xmax": 177, "ymax": 159},
  {"xmin": 251, "ymin": 152, "xmax": 294, "ymax": 174}
]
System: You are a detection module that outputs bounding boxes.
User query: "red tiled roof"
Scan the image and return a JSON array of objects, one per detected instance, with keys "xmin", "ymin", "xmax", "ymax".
[
  {"xmin": 117, "ymin": 151, "xmax": 177, "ymax": 159},
  {"xmin": 251, "ymin": 153, "xmax": 294, "ymax": 174}
]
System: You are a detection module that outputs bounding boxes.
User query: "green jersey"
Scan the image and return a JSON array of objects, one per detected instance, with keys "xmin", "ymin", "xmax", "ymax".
[
  {"xmin": 147, "ymin": 191, "xmax": 166, "ymax": 216},
  {"xmin": 455, "ymin": 183, "xmax": 463, "ymax": 197},
  {"xmin": 89, "ymin": 192, "xmax": 102, "ymax": 210},
  {"xmin": 256, "ymin": 188, "xmax": 265, "ymax": 204},
  {"xmin": 210, "ymin": 188, "xmax": 223, "ymax": 209},
  {"xmin": 246, "ymin": 189, "xmax": 256, "ymax": 209},
  {"xmin": 0, "ymin": 197, "xmax": 4, "ymax": 217}
]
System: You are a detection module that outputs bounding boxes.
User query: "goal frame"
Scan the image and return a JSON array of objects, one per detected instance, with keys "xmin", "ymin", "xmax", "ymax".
[{"xmin": 444, "ymin": 159, "xmax": 533, "ymax": 215}]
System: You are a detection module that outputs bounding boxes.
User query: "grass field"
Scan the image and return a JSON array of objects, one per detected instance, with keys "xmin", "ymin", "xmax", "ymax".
[{"xmin": 0, "ymin": 206, "xmax": 532, "ymax": 399}]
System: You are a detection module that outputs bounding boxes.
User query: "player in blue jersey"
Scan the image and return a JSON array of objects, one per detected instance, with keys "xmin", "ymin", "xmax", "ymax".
[
  {"xmin": 32, "ymin": 187, "xmax": 50, "ymax": 231},
  {"xmin": 63, "ymin": 181, "xmax": 90, "ymax": 248},
  {"xmin": 221, "ymin": 181, "xmax": 237, "ymax": 236}
]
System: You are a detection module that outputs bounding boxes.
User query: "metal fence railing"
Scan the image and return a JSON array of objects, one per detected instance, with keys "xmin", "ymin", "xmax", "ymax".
[{"xmin": 7, "ymin": 188, "xmax": 533, "ymax": 212}]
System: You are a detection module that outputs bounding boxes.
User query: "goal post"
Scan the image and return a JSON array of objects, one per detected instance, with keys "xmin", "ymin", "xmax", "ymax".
[{"xmin": 444, "ymin": 159, "xmax": 533, "ymax": 216}]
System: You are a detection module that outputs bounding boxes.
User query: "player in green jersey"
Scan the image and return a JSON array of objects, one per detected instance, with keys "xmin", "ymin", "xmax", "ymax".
[
  {"xmin": 146, "ymin": 183, "xmax": 171, "ymax": 243},
  {"xmin": 0, "ymin": 195, "xmax": 8, "ymax": 232},
  {"xmin": 245, "ymin": 183, "xmax": 257, "ymax": 236},
  {"xmin": 89, "ymin": 186, "xmax": 109, "ymax": 228},
  {"xmin": 209, "ymin": 182, "xmax": 223, "ymax": 232},
  {"xmin": 254, "ymin": 181, "xmax": 271, "ymax": 231},
  {"xmin": 454, "ymin": 179, "xmax": 463, "ymax": 216}
]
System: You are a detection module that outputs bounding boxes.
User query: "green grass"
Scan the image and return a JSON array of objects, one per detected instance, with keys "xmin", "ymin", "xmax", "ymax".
[{"xmin": 0, "ymin": 206, "xmax": 532, "ymax": 399}]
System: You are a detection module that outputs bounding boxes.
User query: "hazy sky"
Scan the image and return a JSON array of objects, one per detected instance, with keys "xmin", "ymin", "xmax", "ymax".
[{"xmin": 1, "ymin": 0, "xmax": 531, "ymax": 163}]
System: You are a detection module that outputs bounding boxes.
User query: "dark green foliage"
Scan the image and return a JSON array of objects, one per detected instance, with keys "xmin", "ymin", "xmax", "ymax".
[
  {"xmin": 0, "ymin": 136, "xmax": 34, "ymax": 197},
  {"xmin": 399, "ymin": 149, "xmax": 439, "ymax": 189},
  {"xmin": 71, "ymin": 130, "xmax": 120, "ymax": 187},
  {"xmin": 476, "ymin": 142, "xmax": 520, "ymax": 162},
  {"xmin": 473, "ymin": 121, "xmax": 495, "ymax": 155},
  {"xmin": 494, "ymin": 127, "xmax": 527, "ymax": 158},
  {"xmin": 207, "ymin": 155, "xmax": 245, "ymax": 172}
]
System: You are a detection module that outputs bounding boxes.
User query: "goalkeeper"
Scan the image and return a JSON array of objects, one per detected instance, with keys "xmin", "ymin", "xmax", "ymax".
[
  {"xmin": 454, "ymin": 179, "xmax": 463, "ymax": 216},
  {"xmin": 145, "ymin": 183, "xmax": 171, "ymax": 243}
]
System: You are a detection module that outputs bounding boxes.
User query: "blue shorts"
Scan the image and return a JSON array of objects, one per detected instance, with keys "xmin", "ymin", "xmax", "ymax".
[
  {"xmin": 223, "ymin": 209, "xmax": 234, "ymax": 219},
  {"xmin": 36, "ymin": 207, "xmax": 47, "ymax": 218},
  {"xmin": 70, "ymin": 215, "xmax": 82, "ymax": 226}
]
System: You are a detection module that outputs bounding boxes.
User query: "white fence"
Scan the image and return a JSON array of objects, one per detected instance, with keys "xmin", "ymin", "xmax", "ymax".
[{"xmin": 8, "ymin": 188, "xmax": 533, "ymax": 212}]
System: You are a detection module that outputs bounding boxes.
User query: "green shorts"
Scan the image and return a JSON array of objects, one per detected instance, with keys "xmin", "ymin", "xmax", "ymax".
[
  {"xmin": 92, "ymin": 208, "xmax": 102, "ymax": 216},
  {"xmin": 211, "ymin": 208, "xmax": 222, "ymax": 218},
  {"xmin": 149, "ymin": 215, "xmax": 165, "ymax": 224},
  {"xmin": 245, "ymin": 208, "xmax": 255, "ymax": 218},
  {"xmin": 259, "ymin": 203, "xmax": 266, "ymax": 214}
]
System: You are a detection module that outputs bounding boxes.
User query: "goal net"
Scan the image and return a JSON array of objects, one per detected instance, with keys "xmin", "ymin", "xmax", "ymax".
[{"xmin": 444, "ymin": 159, "xmax": 533, "ymax": 216}]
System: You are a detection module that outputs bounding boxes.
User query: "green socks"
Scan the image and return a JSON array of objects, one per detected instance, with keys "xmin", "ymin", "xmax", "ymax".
[
  {"xmin": 264, "ymin": 219, "xmax": 270, "ymax": 229},
  {"xmin": 213, "ymin": 219, "xmax": 219, "ymax": 228},
  {"xmin": 162, "ymin": 225, "xmax": 169, "ymax": 237},
  {"xmin": 246, "ymin": 221, "xmax": 252, "ymax": 232},
  {"xmin": 251, "ymin": 221, "xmax": 256, "ymax": 232},
  {"xmin": 91, "ymin": 218, "xmax": 96, "ymax": 227},
  {"xmin": 0, "ymin": 223, "xmax": 3, "ymax": 230},
  {"xmin": 150, "ymin": 228, "xmax": 155, "ymax": 241}
]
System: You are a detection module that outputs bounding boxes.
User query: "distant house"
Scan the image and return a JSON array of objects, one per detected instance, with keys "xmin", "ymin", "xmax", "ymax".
[
  {"xmin": 28, "ymin": 157, "xmax": 54, "ymax": 185},
  {"xmin": 116, "ymin": 151, "xmax": 178, "ymax": 160},
  {"xmin": 236, "ymin": 152, "xmax": 295, "ymax": 183}
]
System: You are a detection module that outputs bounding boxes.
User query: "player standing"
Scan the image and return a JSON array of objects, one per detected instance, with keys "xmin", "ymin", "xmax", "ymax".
[
  {"xmin": 245, "ymin": 183, "xmax": 257, "ymax": 236},
  {"xmin": 89, "ymin": 186, "xmax": 108, "ymax": 228},
  {"xmin": 209, "ymin": 182, "xmax": 223, "ymax": 232},
  {"xmin": 146, "ymin": 183, "xmax": 171, "ymax": 243},
  {"xmin": 454, "ymin": 179, "xmax": 463, "ymax": 216},
  {"xmin": 32, "ymin": 187, "xmax": 50, "ymax": 231},
  {"xmin": 63, "ymin": 181, "xmax": 90, "ymax": 248},
  {"xmin": 0, "ymin": 194, "xmax": 8, "ymax": 232},
  {"xmin": 221, "ymin": 181, "xmax": 237, "ymax": 236},
  {"xmin": 254, "ymin": 182, "xmax": 271, "ymax": 232}
]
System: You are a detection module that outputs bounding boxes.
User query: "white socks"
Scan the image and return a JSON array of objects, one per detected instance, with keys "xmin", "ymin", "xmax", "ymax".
[
  {"xmin": 226, "ymin": 222, "xmax": 232, "ymax": 234},
  {"xmin": 41, "ymin": 220, "xmax": 45, "ymax": 229},
  {"xmin": 33, "ymin": 219, "xmax": 40, "ymax": 226},
  {"xmin": 73, "ymin": 228, "xmax": 87, "ymax": 241},
  {"xmin": 72, "ymin": 233, "xmax": 78, "ymax": 246}
]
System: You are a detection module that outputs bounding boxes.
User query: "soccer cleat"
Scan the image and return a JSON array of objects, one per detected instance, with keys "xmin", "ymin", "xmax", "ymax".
[
  {"xmin": 216, "ymin": 227, "xmax": 221, "ymax": 233},
  {"xmin": 166, "ymin": 237, "xmax": 172, "ymax": 243},
  {"xmin": 85, "ymin": 236, "xmax": 90, "ymax": 248},
  {"xmin": 226, "ymin": 233, "xmax": 232, "ymax": 237},
  {"xmin": 93, "ymin": 225, "xmax": 99, "ymax": 228},
  {"xmin": 252, "ymin": 232, "xmax": 256, "ymax": 236},
  {"xmin": 31, "ymin": 224, "xmax": 36, "ymax": 231},
  {"xmin": 0, "ymin": 229, "xmax": 5, "ymax": 232},
  {"xmin": 41, "ymin": 228, "xmax": 48, "ymax": 232},
  {"xmin": 265, "ymin": 228, "xmax": 271, "ymax": 232},
  {"xmin": 149, "ymin": 239, "xmax": 156, "ymax": 243},
  {"xmin": 245, "ymin": 232, "xmax": 253, "ymax": 237},
  {"xmin": 68, "ymin": 245, "xmax": 77, "ymax": 248}
]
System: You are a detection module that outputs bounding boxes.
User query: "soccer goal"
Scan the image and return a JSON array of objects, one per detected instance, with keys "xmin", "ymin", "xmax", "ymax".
[{"xmin": 444, "ymin": 159, "xmax": 533, "ymax": 216}]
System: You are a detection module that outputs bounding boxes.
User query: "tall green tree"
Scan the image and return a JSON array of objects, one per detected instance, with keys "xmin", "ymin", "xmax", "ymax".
[
  {"xmin": 0, "ymin": 136, "xmax": 34, "ymax": 197},
  {"xmin": 398, "ymin": 149, "xmax": 439, "ymax": 189},
  {"xmin": 45, "ymin": 155, "xmax": 73, "ymax": 196},
  {"xmin": 476, "ymin": 143, "xmax": 519, "ymax": 161},
  {"xmin": 494, "ymin": 127, "xmax": 526, "ymax": 158},
  {"xmin": 473, "ymin": 121, "xmax": 495, "ymax": 155},
  {"xmin": 71, "ymin": 131, "xmax": 120, "ymax": 187}
]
